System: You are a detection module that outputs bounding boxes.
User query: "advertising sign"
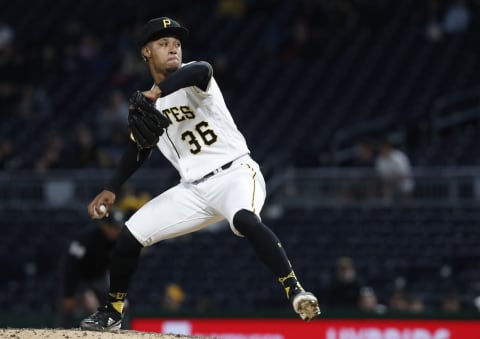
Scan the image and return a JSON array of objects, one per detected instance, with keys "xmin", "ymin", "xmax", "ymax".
[{"xmin": 131, "ymin": 318, "xmax": 480, "ymax": 339}]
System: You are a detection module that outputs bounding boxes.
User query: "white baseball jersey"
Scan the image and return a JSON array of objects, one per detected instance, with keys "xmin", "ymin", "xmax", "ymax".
[
  {"xmin": 125, "ymin": 64, "xmax": 266, "ymax": 246},
  {"xmin": 154, "ymin": 66, "xmax": 250, "ymax": 182}
]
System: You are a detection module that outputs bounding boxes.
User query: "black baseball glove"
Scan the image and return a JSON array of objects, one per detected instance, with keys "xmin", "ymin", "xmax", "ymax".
[{"xmin": 128, "ymin": 90, "xmax": 170, "ymax": 150}]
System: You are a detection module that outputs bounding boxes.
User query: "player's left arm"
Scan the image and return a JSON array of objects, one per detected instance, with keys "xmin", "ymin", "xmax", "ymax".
[
  {"xmin": 104, "ymin": 139, "xmax": 151, "ymax": 195},
  {"xmin": 153, "ymin": 61, "xmax": 213, "ymax": 98}
]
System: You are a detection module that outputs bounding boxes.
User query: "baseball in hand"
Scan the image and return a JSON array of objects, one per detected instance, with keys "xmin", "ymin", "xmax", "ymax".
[{"xmin": 94, "ymin": 204, "xmax": 107, "ymax": 218}]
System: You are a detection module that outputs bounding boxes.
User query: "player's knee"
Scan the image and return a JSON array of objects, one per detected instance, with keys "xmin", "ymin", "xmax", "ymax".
[
  {"xmin": 114, "ymin": 227, "xmax": 143, "ymax": 256},
  {"xmin": 233, "ymin": 209, "xmax": 263, "ymax": 238}
]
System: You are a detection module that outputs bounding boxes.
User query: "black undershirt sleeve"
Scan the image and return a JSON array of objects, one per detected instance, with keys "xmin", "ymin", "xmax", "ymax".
[
  {"xmin": 104, "ymin": 139, "xmax": 151, "ymax": 195},
  {"xmin": 157, "ymin": 61, "xmax": 213, "ymax": 95}
]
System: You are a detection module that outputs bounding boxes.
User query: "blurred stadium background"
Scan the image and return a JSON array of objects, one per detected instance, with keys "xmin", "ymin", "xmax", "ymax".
[{"xmin": 1, "ymin": 0, "xmax": 480, "ymax": 332}]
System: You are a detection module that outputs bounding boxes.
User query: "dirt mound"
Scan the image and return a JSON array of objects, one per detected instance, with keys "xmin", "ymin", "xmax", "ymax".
[{"xmin": 1, "ymin": 328, "xmax": 214, "ymax": 338}]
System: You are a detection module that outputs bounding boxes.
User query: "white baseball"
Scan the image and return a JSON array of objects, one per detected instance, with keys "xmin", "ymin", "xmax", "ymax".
[
  {"xmin": 99, "ymin": 204, "xmax": 107, "ymax": 214},
  {"xmin": 94, "ymin": 204, "xmax": 107, "ymax": 218}
]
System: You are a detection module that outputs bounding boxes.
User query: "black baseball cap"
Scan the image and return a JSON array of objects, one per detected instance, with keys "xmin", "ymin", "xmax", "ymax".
[{"xmin": 141, "ymin": 17, "xmax": 189, "ymax": 46}]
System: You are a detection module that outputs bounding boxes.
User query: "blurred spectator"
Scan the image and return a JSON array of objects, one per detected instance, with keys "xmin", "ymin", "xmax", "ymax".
[
  {"xmin": 352, "ymin": 139, "xmax": 376, "ymax": 167},
  {"xmin": 0, "ymin": 33, "xmax": 18, "ymax": 116},
  {"xmin": 66, "ymin": 124, "xmax": 99, "ymax": 168},
  {"xmin": 34, "ymin": 132, "xmax": 67, "ymax": 172},
  {"xmin": 0, "ymin": 138, "xmax": 15, "ymax": 170},
  {"xmin": 161, "ymin": 283, "xmax": 186, "ymax": 312},
  {"xmin": 216, "ymin": 0, "xmax": 247, "ymax": 18},
  {"xmin": 474, "ymin": 296, "xmax": 480, "ymax": 312},
  {"xmin": 425, "ymin": 0, "xmax": 444, "ymax": 41},
  {"xmin": 358, "ymin": 286, "xmax": 385, "ymax": 313},
  {"xmin": 78, "ymin": 33, "xmax": 100, "ymax": 62},
  {"xmin": 342, "ymin": 139, "xmax": 379, "ymax": 202},
  {"xmin": 375, "ymin": 139, "xmax": 414, "ymax": 204},
  {"xmin": 54, "ymin": 210, "xmax": 124, "ymax": 328},
  {"xmin": 326, "ymin": 256, "xmax": 362, "ymax": 309},
  {"xmin": 97, "ymin": 127, "xmax": 128, "ymax": 168},
  {"xmin": 441, "ymin": 292, "xmax": 462, "ymax": 312},
  {"xmin": 76, "ymin": 32, "xmax": 109, "ymax": 76},
  {"xmin": 281, "ymin": 16, "xmax": 311, "ymax": 62},
  {"xmin": 193, "ymin": 296, "xmax": 215, "ymax": 313},
  {"xmin": 408, "ymin": 296, "xmax": 425, "ymax": 313},
  {"xmin": 442, "ymin": 0, "xmax": 471, "ymax": 34},
  {"xmin": 388, "ymin": 289, "xmax": 409, "ymax": 312},
  {"xmin": 39, "ymin": 43, "xmax": 58, "ymax": 75},
  {"xmin": 96, "ymin": 90, "xmax": 129, "ymax": 141},
  {"xmin": 110, "ymin": 49, "xmax": 145, "ymax": 86},
  {"xmin": 0, "ymin": 20, "xmax": 14, "ymax": 50},
  {"xmin": 15, "ymin": 84, "xmax": 52, "ymax": 122}
]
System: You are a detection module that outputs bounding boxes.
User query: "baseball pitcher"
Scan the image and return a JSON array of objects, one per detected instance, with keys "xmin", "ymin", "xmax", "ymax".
[{"xmin": 80, "ymin": 17, "xmax": 320, "ymax": 332}]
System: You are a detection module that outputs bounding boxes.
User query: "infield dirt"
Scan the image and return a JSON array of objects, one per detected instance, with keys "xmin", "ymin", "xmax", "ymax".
[{"xmin": 0, "ymin": 328, "xmax": 215, "ymax": 338}]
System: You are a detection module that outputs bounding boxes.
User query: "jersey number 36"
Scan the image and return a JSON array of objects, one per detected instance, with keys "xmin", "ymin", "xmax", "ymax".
[{"xmin": 181, "ymin": 121, "xmax": 218, "ymax": 154}]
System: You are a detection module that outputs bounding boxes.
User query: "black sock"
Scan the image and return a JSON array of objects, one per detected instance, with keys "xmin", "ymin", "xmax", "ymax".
[
  {"xmin": 233, "ymin": 209, "xmax": 303, "ymax": 299},
  {"xmin": 107, "ymin": 228, "xmax": 143, "ymax": 313}
]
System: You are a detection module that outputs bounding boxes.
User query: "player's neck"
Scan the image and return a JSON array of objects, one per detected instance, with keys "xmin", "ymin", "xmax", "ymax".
[{"xmin": 151, "ymin": 70, "xmax": 164, "ymax": 84}]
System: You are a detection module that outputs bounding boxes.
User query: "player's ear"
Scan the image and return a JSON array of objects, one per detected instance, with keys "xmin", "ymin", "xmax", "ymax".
[{"xmin": 141, "ymin": 46, "xmax": 151, "ymax": 62}]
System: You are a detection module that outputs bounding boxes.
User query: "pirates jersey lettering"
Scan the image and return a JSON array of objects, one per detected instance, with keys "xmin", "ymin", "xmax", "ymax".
[
  {"xmin": 154, "ymin": 65, "xmax": 250, "ymax": 182},
  {"xmin": 163, "ymin": 106, "xmax": 196, "ymax": 124}
]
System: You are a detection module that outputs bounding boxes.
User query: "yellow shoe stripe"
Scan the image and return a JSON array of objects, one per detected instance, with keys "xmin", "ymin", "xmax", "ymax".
[{"xmin": 111, "ymin": 301, "xmax": 124, "ymax": 314}]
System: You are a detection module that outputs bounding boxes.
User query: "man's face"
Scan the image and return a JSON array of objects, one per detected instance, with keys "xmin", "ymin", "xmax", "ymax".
[
  {"xmin": 145, "ymin": 36, "xmax": 182, "ymax": 73},
  {"xmin": 336, "ymin": 263, "xmax": 355, "ymax": 282}
]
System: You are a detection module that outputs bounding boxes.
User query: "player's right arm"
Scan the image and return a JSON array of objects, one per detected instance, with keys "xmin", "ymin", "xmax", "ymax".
[
  {"xmin": 87, "ymin": 139, "xmax": 150, "ymax": 219},
  {"xmin": 143, "ymin": 61, "xmax": 213, "ymax": 101},
  {"xmin": 157, "ymin": 61, "xmax": 212, "ymax": 95}
]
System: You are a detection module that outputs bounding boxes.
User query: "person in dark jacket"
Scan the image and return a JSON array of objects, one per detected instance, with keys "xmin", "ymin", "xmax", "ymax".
[{"xmin": 55, "ymin": 209, "xmax": 124, "ymax": 328}]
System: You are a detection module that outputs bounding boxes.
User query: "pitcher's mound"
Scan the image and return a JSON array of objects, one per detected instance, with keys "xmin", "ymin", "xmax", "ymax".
[{"xmin": 1, "ymin": 328, "xmax": 214, "ymax": 338}]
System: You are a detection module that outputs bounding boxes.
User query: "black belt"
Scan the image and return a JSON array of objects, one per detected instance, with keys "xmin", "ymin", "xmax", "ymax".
[{"xmin": 192, "ymin": 160, "xmax": 234, "ymax": 185}]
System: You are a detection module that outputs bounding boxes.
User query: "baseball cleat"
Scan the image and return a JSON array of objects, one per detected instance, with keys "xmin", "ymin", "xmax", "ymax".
[
  {"xmin": 292, "ymin": 291, "xmax": 321, "ymax": 321},
  {"xmin": 80, "ymin": 304, "xmax": 123, "ymax": 331}
]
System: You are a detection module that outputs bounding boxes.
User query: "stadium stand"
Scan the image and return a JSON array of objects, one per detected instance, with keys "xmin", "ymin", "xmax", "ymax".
[{"xmin": 1, "ymin": 0, "xmax": 480, "ymax": 322}]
